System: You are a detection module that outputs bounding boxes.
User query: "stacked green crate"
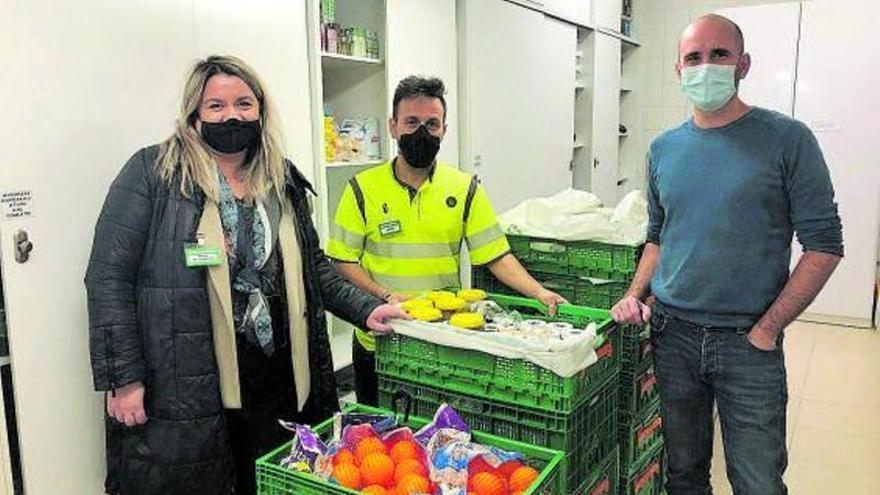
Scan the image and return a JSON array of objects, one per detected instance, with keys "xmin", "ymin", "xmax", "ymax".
[
  {"xmin": 376, "ymin": 295, "xmax": 620, "ymax": 413},
  {"xmin": 582, "ymin": 446, "xmax": 620, "ymax": 495},
  {"xmin": 473, "ymin": 266, "xmax": 630, "ymax": 311},
  {"xmin": 471, "ymin": 235, "xmax": 641, "ymax": 311},
  {"xmin": 621, "ymin": 442, "xmax": 665, "ymax": 495},
  {"xmin": 378, "ymin": 374, "xmax": 618, "ymax": 495},
  {"xmin": 506, "ymin": 235, "xmax": 641, "ymax": 279},
  {"xmin": 375, "ymin": 295, "xmax": 621, "ymax": 494},
  {"xmin": 618, "ymin": 324, "xmax": 665, "ymax": 492}
]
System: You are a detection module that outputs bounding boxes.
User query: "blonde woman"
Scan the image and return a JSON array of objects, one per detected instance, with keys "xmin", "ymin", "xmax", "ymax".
[{"xmin": 85, "ymin": 55, "xmax": 406, "ymax": 495}]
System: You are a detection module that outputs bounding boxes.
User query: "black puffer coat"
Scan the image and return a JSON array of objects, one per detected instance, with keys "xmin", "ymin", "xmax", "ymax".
[{"xmin": 85, "ymin": 146, "xmax": 382, "ymax": 494}]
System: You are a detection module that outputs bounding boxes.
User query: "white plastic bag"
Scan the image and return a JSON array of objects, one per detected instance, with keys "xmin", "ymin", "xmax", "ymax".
[{"xmin": 498, "ymin": 189, "xmax": 648, "ymax": 246}]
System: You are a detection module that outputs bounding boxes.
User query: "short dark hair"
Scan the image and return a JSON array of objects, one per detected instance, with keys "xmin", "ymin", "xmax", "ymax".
[{"xmin": 392, "ymin": 75, "xmax": 447, "ymax": 122}]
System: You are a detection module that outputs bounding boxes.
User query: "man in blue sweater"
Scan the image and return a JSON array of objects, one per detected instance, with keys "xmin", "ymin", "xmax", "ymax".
[{"xmin": 612, "ymin": 14, "xmax": 843, "ymax": 495}]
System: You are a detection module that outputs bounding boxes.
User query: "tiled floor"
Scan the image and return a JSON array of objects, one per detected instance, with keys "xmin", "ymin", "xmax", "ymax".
[{"xmin": 710, "ymin": 321, "xmax": 880, "ymax": 494}]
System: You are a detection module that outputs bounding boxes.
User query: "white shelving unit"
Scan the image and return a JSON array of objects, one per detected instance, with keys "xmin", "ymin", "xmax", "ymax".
[
  {"xmin": 306, "ymin": 0, "xmax": 389, "ymax": 371},
  {"xmin": 320, "ymin": 52, "xmax": 383, "ymax": 66},
  {"xmin": 572, "ymin": 26, "xmax": 595, "ymax": 191},
  {"xmin": 617, "ymin": 1, "xmax": 641, "ymax": 195}
]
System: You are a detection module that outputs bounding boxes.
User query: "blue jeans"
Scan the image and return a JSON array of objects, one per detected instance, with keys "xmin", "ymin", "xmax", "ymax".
[{"xmin": 650, "ymin": 310, "xmax": 788, "ymax": 495}]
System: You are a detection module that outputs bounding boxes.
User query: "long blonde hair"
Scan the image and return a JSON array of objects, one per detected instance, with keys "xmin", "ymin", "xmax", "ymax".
[{"xmin": 157, "ymin": 55, "xmax": 287, "ymax": 201}]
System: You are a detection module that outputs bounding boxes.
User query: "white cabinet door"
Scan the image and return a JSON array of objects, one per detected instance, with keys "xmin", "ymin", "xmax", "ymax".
[
  {"xmin": 462, "ymin": 0, "xmax": 576, "ymax": 214},
  {"xmin": 590, "ymin": 32, "xmax": 622, "ymax": 205},
  {"xmin": 0, "ymin": 2, "xmax": 194, "ymax": 493},
  {"xmin": 792, "ymin": 0, "xmax": 880, "ymax": 325},
  {"xmin": 592, "ymin": 0, "xmax": 621, "ymax": 31},
  {"xmin": 0, "ymin": 2, "xmax": 316, "ymax": 493},
  {"xmin": 716, "ymin": 3, "xmax": 800, "ymax": 116},
  {"xmin": 386, "ymin": 0, "xmax": 458, "ymax": 165}
]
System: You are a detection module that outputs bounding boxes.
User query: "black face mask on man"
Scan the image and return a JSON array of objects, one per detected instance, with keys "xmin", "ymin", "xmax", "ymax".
[
  {"xmin": 200, "ymin": 118, "xmax": 261, "ymax": 154},
  {"xmin": 398, "ymin": 124, "xmax": 441, "ymax": 169}
]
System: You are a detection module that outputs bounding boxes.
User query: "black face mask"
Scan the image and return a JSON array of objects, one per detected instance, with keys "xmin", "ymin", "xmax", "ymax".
[
  {"xmin": 398, "ymin": 125, "xmax": 441, "ymax": 169},
  {"xmin": 200, "ymin": 118, "xmax": 261, "ymax": 154}
]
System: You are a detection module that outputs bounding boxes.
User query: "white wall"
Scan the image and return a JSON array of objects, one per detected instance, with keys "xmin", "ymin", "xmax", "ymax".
[{"xmin": 386, "ymin": 0, "xmax": 459, "ymax": 165}]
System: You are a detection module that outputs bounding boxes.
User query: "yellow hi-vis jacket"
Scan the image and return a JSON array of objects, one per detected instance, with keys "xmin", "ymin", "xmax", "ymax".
[{"xmin": 327, "ymin": 160, "xmax": 510, "ymax": 351}]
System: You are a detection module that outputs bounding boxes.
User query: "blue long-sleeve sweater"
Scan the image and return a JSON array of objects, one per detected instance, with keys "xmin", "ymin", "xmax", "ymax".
[{"xmin": 647, "ymin": 107, "xmax": 843, "ymax": 328}]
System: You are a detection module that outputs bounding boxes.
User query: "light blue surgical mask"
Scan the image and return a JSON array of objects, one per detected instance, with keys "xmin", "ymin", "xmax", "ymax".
[{"xmin": 680, "ymin": 64, "xmax": 737, "ymax": 112}]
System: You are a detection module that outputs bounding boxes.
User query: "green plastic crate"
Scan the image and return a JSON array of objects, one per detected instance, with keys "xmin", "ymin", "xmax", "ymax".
[
  {"xmin": 376, "ymin": 294, "xmax": 620, "ymax": 414},
  {"xmin": 619, "ymin": 324, "xmax": 653, "ymax": 373},
  {"xmin": 506, "ymin": 235, "xmax": 642, "ymax": 280},
  {"xmin": 508, "ymin": 235, "xmax": 571, "ymax": 275},
  {"xmin": 622, "ymin": 443, "xmax": 665, "ymax": 495},
  {"xmin": 378, "ymin": 373, "xmax": 619, "ymax": 495},
  {"xmin": 619, "ymin": 403, "xmax": 663, "ymax": 471},
  {"xmin": 581, "ymin": 447, "xmax": 619, "ymax": 495},
  {"xmin": 619, "ymin": 364, "xmax": 660, "ymax": 417},
  {"xmin": 472, "ymin": 266, "xmax": 629, "ymax": 310},
  {"xmin": 255, "ymin": 403, "xmax": 564, "ymax": 495}
]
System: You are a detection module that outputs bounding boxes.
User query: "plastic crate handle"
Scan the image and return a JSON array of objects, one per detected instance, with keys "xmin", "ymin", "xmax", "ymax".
[
  {"xmin": 390, "ymin": 389, "xmax": 414, "ymax": 424},
  {"xmin": 634, "ymin": 461, "xmax": 661, "ymax": 493},
  {"xmin": 528, "ymin": 241, "xmax": 567, "ymax": 254},
  {"xmin": 588, "ymin": 477, "xmax": 610, "ymax": 495},
  {"xmin": 637, "ymin": 415, "xmax": 663, "ymax": 445},
  {"xmin": 640, "ymin": 373, "xmax": 657, "ymax": 395},
  {"xmin": 595, "ymin": 339, "xmax": 613, "ymax": 360},
  {"xmin": 491, "ymin": 294, "xmax": 553, "ymax": 316}
]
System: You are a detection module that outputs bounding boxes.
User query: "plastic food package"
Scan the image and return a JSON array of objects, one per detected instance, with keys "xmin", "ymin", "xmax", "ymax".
[{"xmin": 278, "ymin": 422, "xmax": 327, "ymax": 473}]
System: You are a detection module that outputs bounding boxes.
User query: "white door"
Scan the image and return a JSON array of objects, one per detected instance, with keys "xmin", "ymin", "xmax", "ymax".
[
  {"xmin": 793, "ymin": 0, "xmax": 880, "ymax": 325},
  {"xmin": 386, "ymin": 0, "xmax": 459, "ymax": 165},
  {"xmin": 462, "ymin": 0, "xmax": 577, "ymax": 214},
  {"xmin": 590, "ymin": 32, "xmax": 622, "ymax": 206},
  {"xmin": 716, "ymin": 3, "xmax": 801, "ymax": 116},
  {"xmin": 0, "ymin": 2, "xmax": 314, "ymax": 493}
]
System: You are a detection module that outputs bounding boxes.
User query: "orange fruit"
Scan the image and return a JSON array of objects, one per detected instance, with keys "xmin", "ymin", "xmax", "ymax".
[
  {"xmin": 470, "ymin": 471, "xmax": 506, "ymax": 495},
  {"xmin": 396, "ymin": 473, "xmax": 430, "ymax": 494},
  {"xmin": 508, "ymin": 466, "xmax": 540, "ymax": 492},
  {"xmin": 496, "ymin": 460, "xmax": 523, "ymax": 479},
  {"xmin": 361, "ymin": 453, "xmax": 395, "ymax": 487},
  {"xmin": 333, "ymin": 463, "xmax": 362, "ymax": 490},
  {"xmin": 362, "ymin": 485, "xmax": 387, "ymax": 495},
  {"xmin": 468, "ymin": 456, "xmax": 495, "ymax": 477},
  {"xmin": 389, "ymin": 440, "xmax": 420, "ymax": 464},
  {"xmin": 394, "ymin": 458, "xmax": 428, "ymax": 484},
  {"xmin": 356, "ymin": 437, "xmax": 388, "ymax": 464},
  {"xmin": 334, "ymin": 448, "xmax": 358, "ymax": 466}
]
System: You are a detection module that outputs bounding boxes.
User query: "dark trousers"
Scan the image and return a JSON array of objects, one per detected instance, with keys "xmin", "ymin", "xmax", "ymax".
[
  {"xmin": 225, "ymin": 389, "xmax": 297, "ymax": 495},
  {"xmin": 352, "ymin": 334, "xmax": 378, "ymax": 406},
  {"xmin": 650, "ymin": 310, "xmax": 788, "ymax": 495}
]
